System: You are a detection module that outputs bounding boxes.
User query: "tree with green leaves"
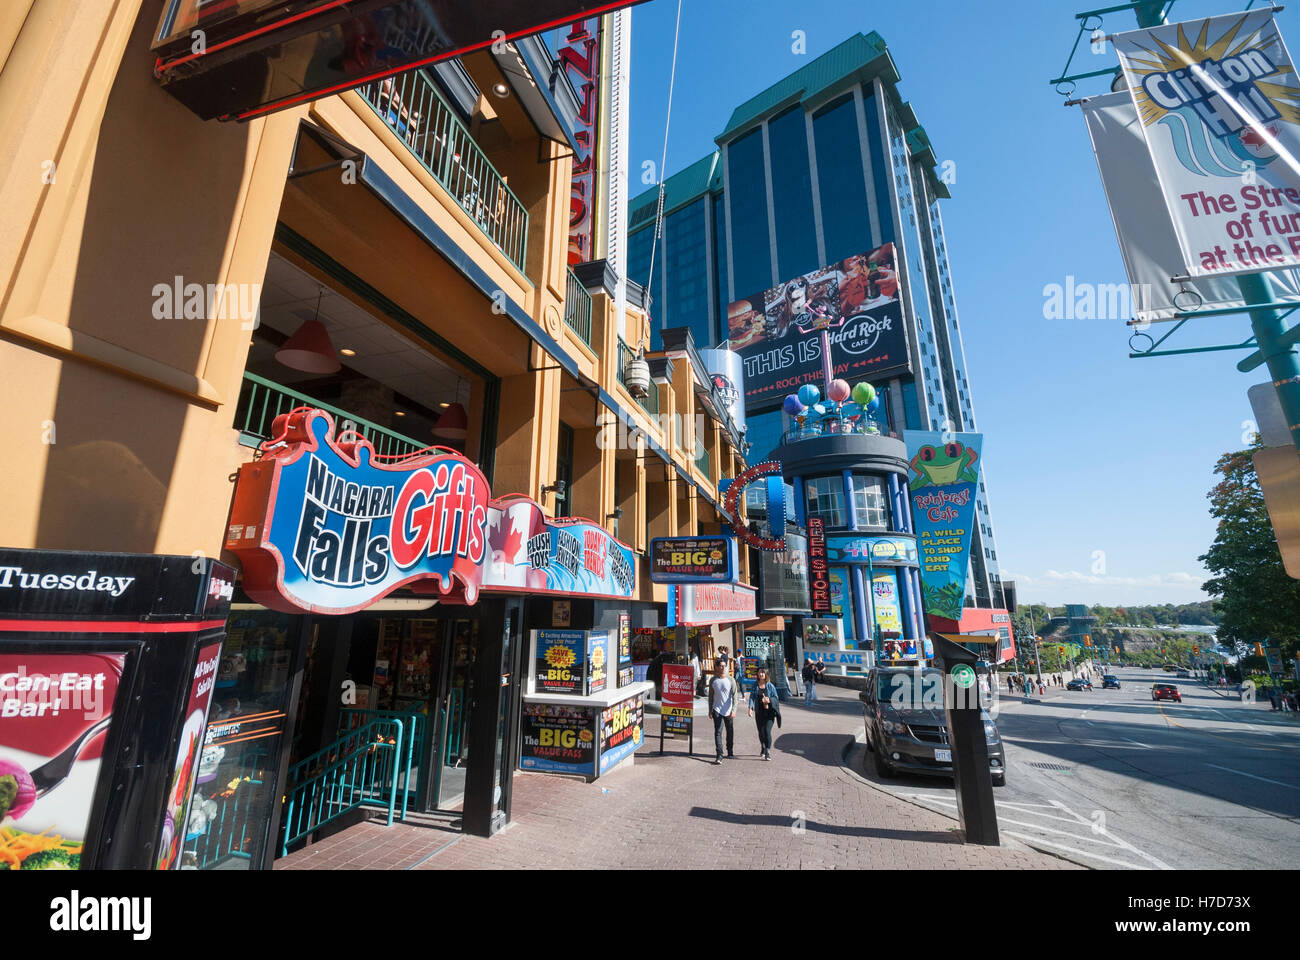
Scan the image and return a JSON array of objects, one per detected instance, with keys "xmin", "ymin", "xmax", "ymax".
[{"xmin": 1199, "ymin": 448, "xmax": 1300, "ymax": 663}]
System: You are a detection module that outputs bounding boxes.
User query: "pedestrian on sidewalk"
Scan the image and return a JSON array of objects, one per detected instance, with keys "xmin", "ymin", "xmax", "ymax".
[
  {"xmin": 802, "ymin": 658, "xmax": 819, "ymax": 705},
  {"xmin": 689, "ymin": 648, "xmax": 703, "ymax": 698},
  {"xmin": 709, "ymin": 660, "xmax": 739, "ymax": 763},
  {"xmin": 747, "ymin": 667, "xmax": 782, "ymax": 760}
]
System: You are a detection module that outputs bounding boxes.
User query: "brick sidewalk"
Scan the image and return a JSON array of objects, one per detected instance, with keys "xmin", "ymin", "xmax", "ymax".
[{"xmin": 277, "ymin": 683, "xmax": 1075, "ymax": 870}]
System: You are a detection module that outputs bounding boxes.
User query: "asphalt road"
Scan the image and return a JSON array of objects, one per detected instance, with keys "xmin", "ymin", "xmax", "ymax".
[{"xmin": 853, "ymin": 665, "xmax": 1300, "ymax": 869}]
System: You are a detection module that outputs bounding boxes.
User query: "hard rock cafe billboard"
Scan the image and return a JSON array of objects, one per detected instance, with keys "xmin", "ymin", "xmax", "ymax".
[{"xmin": 726, "ymin": 244, "xmax": 911, "ymax": 408}]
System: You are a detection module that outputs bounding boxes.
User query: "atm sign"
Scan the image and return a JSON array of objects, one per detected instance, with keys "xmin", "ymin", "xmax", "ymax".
[{"xmin": 649, "ymin": 537, "xmax": 735, "ymax": 583}]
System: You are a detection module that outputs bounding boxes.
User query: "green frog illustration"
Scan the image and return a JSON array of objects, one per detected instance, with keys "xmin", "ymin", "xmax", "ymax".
[{"xmin": 910, "ymin": 441, "xmax": 978, "ymax": 487}]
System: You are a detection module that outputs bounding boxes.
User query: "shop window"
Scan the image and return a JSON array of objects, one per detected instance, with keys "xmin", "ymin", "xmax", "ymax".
[
  {"xmin": 805, "ymin": 475, "xmax": 846, "ymax": 528},
  {"xmin": 851, "ymin": 474, "xmax": 889, "ymax": 529}
]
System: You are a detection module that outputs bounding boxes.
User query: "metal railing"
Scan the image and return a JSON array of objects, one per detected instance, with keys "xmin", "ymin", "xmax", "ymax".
[
  {"xmin": 185, "ymin": 743, "xmax": 270, "ymax": 869},
  {"xmin": 564, "ymin": 268, "xmax": 592, "ymax": 345},
  {"xmin": 695, "ymin": 444, "xmax": 711, "ymax": 480},
  {"xmin": 615, "ymin": 337, "xmax": 659, "ymax": 416},
  {"xmin": 234, "ymin": 372, "xmax": 426, "ymax": 459},
  {"xmin": 337, "ymin": 708, "xmax": 425, "ymax": 818},
  {"xmin": 280, "ymin": 718, "xmax": 406, "ymax": 856},
  {"xmin": 782, "ymin": 413, "xmax": 898, "ymax": 444},
  {"xmin": 356, "ymin": 70, "xmax": 528, "ymax": 272}
]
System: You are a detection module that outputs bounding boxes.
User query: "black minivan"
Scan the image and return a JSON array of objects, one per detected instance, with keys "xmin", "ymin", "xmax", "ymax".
[{"xmin": 860, "ymin": 665, "xmax": 1006, "ymax": 786}]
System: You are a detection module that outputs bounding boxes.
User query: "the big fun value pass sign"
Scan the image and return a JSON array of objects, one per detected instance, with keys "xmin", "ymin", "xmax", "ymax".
[
  {"xmin": 226, "ymin": 409, "xmax": 635, "ymax": 614},
  {"xmin": 904, "ymin": 431, "xmax": 983, "ymax": 622},
  {"xmin": 1114, "ymin": 10, "xmax": 1300, "ymax": 276}
]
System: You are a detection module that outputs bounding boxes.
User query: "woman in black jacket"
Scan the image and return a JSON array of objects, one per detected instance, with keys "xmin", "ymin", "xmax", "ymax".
[{"xmin": 747, "ymin": 667, "xmax": 783, "ymax": 761}]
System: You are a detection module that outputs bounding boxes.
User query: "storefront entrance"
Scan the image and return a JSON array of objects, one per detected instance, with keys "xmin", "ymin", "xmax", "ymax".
[{"xmin": 344, "ymin": 612, "xmax": 479, "ymax": 811}]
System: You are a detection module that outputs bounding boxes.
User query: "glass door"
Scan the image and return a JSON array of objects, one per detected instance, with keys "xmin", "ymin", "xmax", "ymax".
[{"xmin": 433, "ymin": 619, "xmax": 478, "ymax": 809}]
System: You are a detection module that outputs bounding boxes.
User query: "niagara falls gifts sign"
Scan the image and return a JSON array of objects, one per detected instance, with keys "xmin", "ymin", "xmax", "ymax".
[{"xmin": 226, "ymin": 409, "xmax": 635, "ymax": 615}]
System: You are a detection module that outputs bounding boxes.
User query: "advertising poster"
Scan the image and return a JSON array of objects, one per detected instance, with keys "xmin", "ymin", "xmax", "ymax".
[
  {"xmin": 760, "ymin": 534, "xmax": 811, "ymax": 614},
  {"xmin": 1081, "ymin": 91, "xmax": 1300, "ymax": 323},
  {"xmin": 519, "ymin": 702, "xmax": 596, "ymax": 775},
  {"xmin": 618, "ymin": 613, "xmax": 631, "ymax": 666},
  {"xmin": 649, "ymin": 537, "xmax": 735, "ymax": 583},
  {"xmin": 1114, "ymin": 10, "xmax": 1300, "ymax": 277},
  {"xmin": 738, "ymin": 657, "xmax": 760, "ymax": 693},
  {"xmin": 598, "ymin": 695, "xmax": 644, "ymax": 774},
  {"xmin": 727, "ymin": 244, "xmax": 911, "ymax": 407},
  {"xmin": 552, "ymin": 600, "xmax": 571, "ymax": 627},
  {"xmin": 534, "ymin": 630, "xmax": 585, "ymax": 695},
  {"xmin": 0, "ymin": 652, "xmax": 126, "ymax": 870},
  {"xmin": 904, "ymin": 430, "xmax": 983, "ymax": 621},
  {"xmin": 803, "ymin": 618, "xmax": 842, "ymax": 648},
  {"xmin": 586, "ymin": 631, "xmax": 608, "ymax": 696},
  {"xmin": 157, "ymin": 641, "xmax": 223, "ymax": 871},
  {"xmin": 871, "ymin": 571, "xmax": 903, "ymax": 636},
  {"xmin": 661, "ymin": 664, "xmax": 695, "ymax": 718},
  {"xmin": 744, "ymin": 631, "xmax": 790, "ymax": 699}
]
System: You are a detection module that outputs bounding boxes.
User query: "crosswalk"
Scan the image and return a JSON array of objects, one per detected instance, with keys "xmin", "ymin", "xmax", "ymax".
[{"xmin": 894, "ymin": 791, "xmax": 1171, "ymax": 870}]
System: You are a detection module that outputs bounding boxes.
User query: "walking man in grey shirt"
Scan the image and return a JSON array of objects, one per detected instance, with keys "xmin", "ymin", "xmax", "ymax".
[{"xmin": 709, "ymin": 660, "xmax": 739, "ymax": 764}]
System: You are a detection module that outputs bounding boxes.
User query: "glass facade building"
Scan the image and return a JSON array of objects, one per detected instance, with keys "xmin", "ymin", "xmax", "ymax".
[{"xmin": 627, "ymin": 31, "xmax": 1006, "ymax": 611}]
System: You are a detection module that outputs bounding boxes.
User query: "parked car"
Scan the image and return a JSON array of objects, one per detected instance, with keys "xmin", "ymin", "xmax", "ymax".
[
  {"xmin": 861, "ymin": 666, "xmax": 1006, "ymax": 786},
  {"xmin": 1176, "ymin": 669, "xmax": 1190, "ymax": 678},
  {"xmin": 1066, "ymin": 677, "xmax": 1093, "ymax": 691},
  {"xmin": 1152, "ymin": 683, "xmax": 1182, "ymax": 703},
  {"xmin": 1102, "ymin": 675, "xmax": 1121, "ymax": 689}
]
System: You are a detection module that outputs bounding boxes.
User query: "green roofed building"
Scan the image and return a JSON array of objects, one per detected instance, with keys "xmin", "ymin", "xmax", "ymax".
[{"xmin": 628, "ymin": 31, "xmax": 1007, "ymax": 612}]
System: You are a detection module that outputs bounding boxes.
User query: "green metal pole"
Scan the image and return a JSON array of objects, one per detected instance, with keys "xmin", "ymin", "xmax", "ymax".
[{"xmin": 1239, "ymin": 273, "xmax": 1300, "ymax": 456}]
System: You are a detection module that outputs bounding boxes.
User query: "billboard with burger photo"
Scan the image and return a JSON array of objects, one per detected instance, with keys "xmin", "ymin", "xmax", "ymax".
[{"xmin": 727, "ymin": 243, "xmax": 912, "ymax": 408}]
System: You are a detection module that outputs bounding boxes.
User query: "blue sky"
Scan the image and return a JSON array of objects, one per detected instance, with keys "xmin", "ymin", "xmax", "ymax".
[{"xmin": 611, "ymin": 0, "xmax": 1297, "ymax": 607}]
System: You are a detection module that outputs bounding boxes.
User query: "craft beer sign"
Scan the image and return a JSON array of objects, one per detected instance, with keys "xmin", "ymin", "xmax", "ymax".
[
  {"xmin": 227, "ymin": 408, "xmax": 634, "ymax": 614},
  {"xmin": 1114, "ymin": 10, "xmax": 1300, "ymax": 276}
]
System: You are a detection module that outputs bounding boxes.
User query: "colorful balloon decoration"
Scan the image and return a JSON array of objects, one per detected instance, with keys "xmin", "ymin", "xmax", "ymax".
[
  {"xmin": 867, "ymin": 396, "xmax": 881, "ymax": 413},
  {"xmin": 782, "ymin": 394, "xmax": 805, "ymax": 416},
  {"xmin": 797, "ymin": 383, "xmax": 821, "ymax": 407},
  {"xmin": 828, "ymin": 379, "xmax": 851, "ymax": 403},
  {"xmin": 851, "ymin": 381, "xmax": 876, "ymax": 406}
]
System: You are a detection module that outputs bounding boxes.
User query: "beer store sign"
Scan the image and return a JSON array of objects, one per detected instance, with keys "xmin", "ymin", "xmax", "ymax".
[{"xmin": 649, "ymin": 537, "xmax": 736, "ymax": 583}]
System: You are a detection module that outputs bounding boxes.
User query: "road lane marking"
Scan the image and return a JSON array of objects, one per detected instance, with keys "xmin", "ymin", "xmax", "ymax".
[
  {"xmin": 1121, "ymin": 738, "xmax": 1151, "ymax": 749},
  {"xmin": 1049, "ymin": 800, "xmax": 1171, "ymax": 870},
  {"xmin": 1001, "ymin": 831, "xmax": 1148, "ymax": 870},
  {"xmin": 1205, "ymin": 763, "xmax": 1299, "ymax": 790}
]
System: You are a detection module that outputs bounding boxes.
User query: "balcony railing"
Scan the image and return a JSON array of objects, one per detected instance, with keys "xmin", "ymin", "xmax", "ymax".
[
  {"xmin": 356, "ymin": 71, "xmax": 528, "ymax": 272},
  {"xmin": 781, "ymin": 413, "xmax": 898, "ymax": 445},
  {"xmin": 234, "ymin": 372, "xmax": 427, "ymax": 459},
  {"xmin": 564, "ymin": 267, "xmax": 592, "ymax": 346},
  {"xmin": 695, "ymin": 444, "xmax": 711, "ymax": 480},
  {"xmin": 616, "ymin": 337, "xmax": 659, "ymax": 417}
]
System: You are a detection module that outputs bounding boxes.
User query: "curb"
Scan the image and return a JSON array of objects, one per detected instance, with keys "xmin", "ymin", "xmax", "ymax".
[{"xmin": 834, "ymin": 731, "xmax": 1087, "ymax": 868}]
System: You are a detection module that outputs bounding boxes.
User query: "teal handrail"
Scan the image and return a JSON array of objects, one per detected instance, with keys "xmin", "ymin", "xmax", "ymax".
[
  {"xmin": 337, "ymin": 708, "xmax": 424, "ymax": 818},
  {"xmin": 356, "ymin": 70, "xmax": 528, "ymax": 272},
  {"xmin": 234, "ymin": 372, "xmax": 426, "ymax": 459},
  {"xmin": 280, "ymin": 719, "xmax": 404, "ymax": 856}
]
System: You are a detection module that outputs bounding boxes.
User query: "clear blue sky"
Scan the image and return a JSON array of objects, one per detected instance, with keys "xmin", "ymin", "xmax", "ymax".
[{"xmin": 617, "ymin": 0, "xmax": 1296, "ymax": 607}]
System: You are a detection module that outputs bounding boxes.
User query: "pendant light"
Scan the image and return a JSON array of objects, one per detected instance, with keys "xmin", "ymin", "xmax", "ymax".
[
  {"xmin": 432, "ymin": 402, "xmax": 468, "ymax": 440},
  {"xmin": 276, "ymin": 289, "xmax": 341, "ymax": 374}
]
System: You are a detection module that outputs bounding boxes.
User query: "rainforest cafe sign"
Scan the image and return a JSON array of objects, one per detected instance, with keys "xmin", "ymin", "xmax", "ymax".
[{"xmin": 227, "ymin": 409, "xmax": 634, "ymax": 614}]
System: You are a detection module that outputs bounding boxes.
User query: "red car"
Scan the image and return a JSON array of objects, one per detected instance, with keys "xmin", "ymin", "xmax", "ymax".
[{"xmin": 1152, "ymin": 683, "xmax": 1182, "ymax": 703}]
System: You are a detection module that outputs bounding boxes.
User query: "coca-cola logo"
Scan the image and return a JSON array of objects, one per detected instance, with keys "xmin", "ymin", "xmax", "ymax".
[{"xmin": 833, "ymin": 311, "xmax": 893, "ymax": 357}]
